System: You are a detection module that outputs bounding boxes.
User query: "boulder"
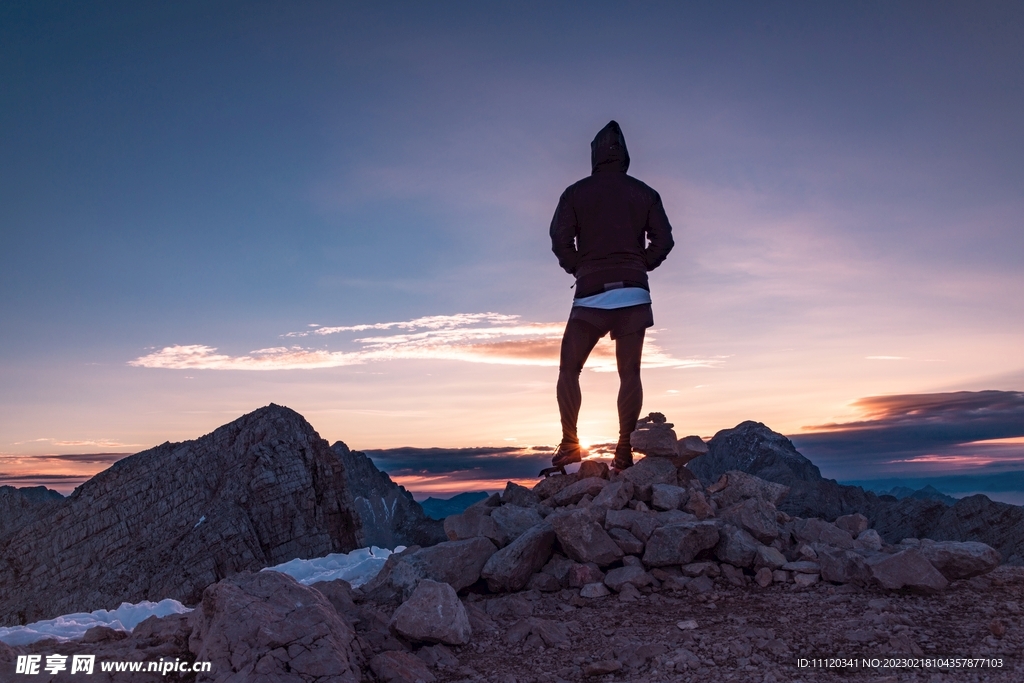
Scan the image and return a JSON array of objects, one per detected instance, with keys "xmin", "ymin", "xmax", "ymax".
[
  {"xmin": 578, "ymin": 460, "xmax": 610, "ymax": 480},
  {"xmin": 781, "ymin": 560, "xmax": 820, "ymax": 574},
  {"xmin": 443, "ymin": 508, "xmax": 505, "ymax": 546},
  {"xmin": 714, "ymin": 525, "xmax": 759, "ymax": 568},
  {"xmin": 817, "ymin": 547, "xmax": 872, "ymax": 585},
  {"xmin": 682, "ymin": 561, "xmax": 720, "ymax": 577},
  {"xmin": 187, "ymin": 570, "xmax": 360, "ymax": 683},
  {"xmin": 580, "ymin": 582, "xmax": 611, "ymax": 598},
  {"xmin": 608, "ymin": 528, "xmax": 645, "ymax": 555},
  {"xmin": 389, "ymin": 579, "xmax": 472, "ymax": 645},
  {"xmin": 490, "ymin": 505, "xmax": 544, "ymax": 544},
  {"xmin": 682, "ymin": 491, "xmax": 714, "ymax": 519},
  {"xmin": 642, "ymin": 522, "xmax": 720, "ymax": 567},
  {"xmin": 835, "ymin": 513, "xmax": 870, "ymax": 536},
  {"xmin": 540, "ymin": 554, "xmax": 574, "ymax": 587},
  {"xmin": 629, "ymin": 514, "xmax": 661, "ymax": 543},
  {"xmin": 630, "ymin": 417, "xmax": 680, "ymax": 457},
  {"xmin": 603, "ymin": 566, "xmax": 655, "ymax": 592},
  {"xmin": 918, "ymin": 541, "xmax": 1001, "ymax": 580},
  {"xmin": 604, "ymin": 508, "xmax": 651, "ymax": 531},
  {"xmin": 710, "ymin": 470, "xmax": 790, "ymax": 508},
  {"xmin": 651, "ymin": 484, "xmax": 688, "ymax": 511},
  {"xmin": 622, "ymin": 457, "xmax": 679, "ymax": 501},
  {"xmin": 753, "ymin": 544, "xmax": 787, "ymax": 570},
  {"xmin": 527, "ymin": 572, "xmax": 561, "ymax": 592},
  {"xmin": 550, "ymin": 510, "xmax": 624, "ymax": 566},
  {"xmin": 755, "ymin": 567, "xmax": 773, "ymax": 587},
  {"xmin": 371, "ymin": 651, "xmax": 436, "ymax": 683},
  {"xmin": 405, "ymin": 538, "xmax": 498, "ymax": 593},
  {"xmin": 502, "ymin": 482, "xmax": 540, "ymax": 508},
  {"xmin": 866, "ymin": 548, "xmax": 949, "ymax": 593},
  {"xmin": 794, "ymin": 572, "xmax": 819, "ymax": 588},
  {"xmin": 856, "ymin": 528, "xmax": 884, "ymax": 551},
  {"xmin": 793, "ymin": 518, "xmax": 855, "ymax": 549},
  {"xmin": 677, "ymin": 435, "xmax": 709, "ymax": 462},
  {"xmin": 569, "ymin": 563, "xmax": 605, "ymax": 588},
  {"xmin": 591, "ymin": 480, "xmax": 633, "ymax": 511},
  {"xmin": 480, "ymin": 522, "xmax": 556, "ymax": 592},
  {"xmin": 552, "ymin": 477, "xmax": 609, "ymax": 507},
  {"xmin": 533, "ymin": 472, "xmax": 579, "ymax": 500},
  {"xmin": 720, "ymin": 563, "xmax": 746, "ymax": 586},
  {"xmin": 718, "ymin": 497, "xmax": 779, "ymax": 544}
]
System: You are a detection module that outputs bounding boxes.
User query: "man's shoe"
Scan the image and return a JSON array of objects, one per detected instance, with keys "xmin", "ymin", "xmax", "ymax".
[
  {"xmin": 551, "ymin": 442, "xmax": 583, "ymax": 468},
  {"xmin": 612, "ymin": 443, "xmax": 634, "ymax": 471}
]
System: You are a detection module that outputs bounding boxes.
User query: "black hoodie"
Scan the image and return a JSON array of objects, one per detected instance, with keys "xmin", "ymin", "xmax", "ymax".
[{"xmin": 550, "ymin": 120, "xmax": 674, "ymax": 299}]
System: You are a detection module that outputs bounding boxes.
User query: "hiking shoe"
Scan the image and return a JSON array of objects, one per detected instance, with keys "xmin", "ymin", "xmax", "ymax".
[
  {"xmin": 612, "ymin": 443, "xmax": 634, "ymax": 470},
  {"xmin": 551, "ymin": 442, "xmax": 583, "ymax": 468}
]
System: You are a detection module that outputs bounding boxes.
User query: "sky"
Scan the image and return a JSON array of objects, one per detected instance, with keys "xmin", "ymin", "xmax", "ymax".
[{"xmin": 2, "ymin": 1, "xmax": 1022, "ymax": 499}]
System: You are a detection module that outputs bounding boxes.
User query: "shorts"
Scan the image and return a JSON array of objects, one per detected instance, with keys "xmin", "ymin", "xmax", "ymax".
[{"xmin": 567, "ymin": 304, "xmax": 654, "ymax": 340}]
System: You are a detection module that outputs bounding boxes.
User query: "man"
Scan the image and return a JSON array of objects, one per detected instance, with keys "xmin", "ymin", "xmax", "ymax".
[{"xmin": 549, "ymin": 120, "xmax": 674, "ymax": 471}]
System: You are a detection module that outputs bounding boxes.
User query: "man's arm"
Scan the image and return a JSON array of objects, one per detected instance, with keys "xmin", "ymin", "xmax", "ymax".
[
  {"xmin": 549, "ymin": 189, "xmax": 579, "ymax": 275},
  {"xmin": 643, "ymin": 191, "xmax": 674, "ymax": 271}
]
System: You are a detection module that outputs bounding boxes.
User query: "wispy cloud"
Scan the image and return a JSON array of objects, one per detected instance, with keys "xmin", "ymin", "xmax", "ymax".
[
  {"xmin": 130, "ymin": 313, "xmax": 722, "ymax": 372},
  {"xmin": 13, "ymin": 438, "xmax": 142, "ymax": 448}
]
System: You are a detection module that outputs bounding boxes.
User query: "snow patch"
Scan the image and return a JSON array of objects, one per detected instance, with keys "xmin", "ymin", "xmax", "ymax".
[
  {"xmin": 0, "ymin": 599, "xmax": 191, "ymax": 646},
  {"xmin": 263, "ymin": 545, "xmax": 403, "ymax": 588}
]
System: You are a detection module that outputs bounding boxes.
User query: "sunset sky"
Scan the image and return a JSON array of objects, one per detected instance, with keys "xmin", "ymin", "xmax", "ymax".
[{"xmin": 2, "ymin": 2, "xmax": 1022, "ymax": 500}]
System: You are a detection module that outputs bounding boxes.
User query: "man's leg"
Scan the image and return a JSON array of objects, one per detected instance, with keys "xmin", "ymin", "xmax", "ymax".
[
  {"xmin": 556, "ymin": 318, "xmax": 604, "ymax": 448},
  {"xmin": 614, "ymin": 328, "xmax": 645, "ymax": 464}
]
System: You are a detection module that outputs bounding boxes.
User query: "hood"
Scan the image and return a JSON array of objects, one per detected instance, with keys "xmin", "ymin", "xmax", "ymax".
[{"xmin": 591, "ymin": 120, "xmax": 630, "ymax": 174}]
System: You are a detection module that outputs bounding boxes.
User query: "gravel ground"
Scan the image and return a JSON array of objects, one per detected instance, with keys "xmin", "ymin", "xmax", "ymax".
[{"xmin": 430, "ymin": 566, "xmax": 1024, "ymax": 683}]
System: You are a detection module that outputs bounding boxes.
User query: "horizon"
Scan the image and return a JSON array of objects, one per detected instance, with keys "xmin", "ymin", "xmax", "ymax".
[{"xmin": 3, "ymin": 4, "xmax": 1023, "ymax": 498}]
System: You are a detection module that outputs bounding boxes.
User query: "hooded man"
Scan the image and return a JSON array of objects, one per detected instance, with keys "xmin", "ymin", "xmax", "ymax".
[{"xmin": 549, "ymin": 120, "xmax": 674, "ymax": 471}]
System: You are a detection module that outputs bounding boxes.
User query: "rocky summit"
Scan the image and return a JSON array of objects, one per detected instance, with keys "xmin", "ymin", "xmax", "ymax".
[{"xmin": 0, "ymin": 404, "xmax": 439, "ymax": 626}]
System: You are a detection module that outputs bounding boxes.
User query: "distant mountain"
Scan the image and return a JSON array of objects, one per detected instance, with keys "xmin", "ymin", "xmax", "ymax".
[
  {"xmin": 691, "ymin": 421, "xmax": 1024, "ymax": 565},
  {"xmin": 419, "ymin": 491, "xmax": 490, "ymax": 520},
  {"xmin": 876, "ymin": 484, "xmax": 958, "ymax": 506},
  {"xmin": 0, "ymin": 404, "xmax": 429, "ymax": 626}
]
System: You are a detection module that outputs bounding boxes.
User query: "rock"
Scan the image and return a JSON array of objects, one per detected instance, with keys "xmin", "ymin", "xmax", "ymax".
[
  {"xmin": 793, "ymin": 572, "xmax": 819, "ymax": 587},
  {"xmin": 389, "ymin": 579, "xmax": 472, "ymax": 645},
  {"xmin": 443, "ymin": 507, "xmax": 505, "ymax": 546},
  {"xmin": 643, "ymin": 522, "xmax": 720, "ymax": 567},
  {"xmin": 718, "ymin": 497, "xmax": 779, "ymax": 543},
  {"xmin": 755, "ymin": 567, "xmax": 773, "ymax": 587},
  {"xmin": 591, "ymin": 480, "xmax": 633, "ymax": 511},
  {"xmin": 371, "ymin": 651, "xmax": 436, "ymax": 683},
  {"xmin": 481, "ymin": 522, "xmax": 556, "ymax": 592},
  {"xmin": 793, "ymin": 518, "xmax": 855, "ymax": 549},
  {"xmin": 714, "ymin": 525, "xmax": 759, "ymax": 568},
  {"xmin": 835, "ymin": 513, "xmax": 870, "ymax": 536},
  {"xmin": 552, "ymin": 477, "xmax": 609, "ymax": 507},
  {"xmin": 773, "ymin": 569, "xmax": 790, "ymax": 583},
  {"xmin": 651, "ymin": 484, "xmax": 689, "ymax": 511},
  {"xmin": 407, "ymin": 538, "xmax": 498, "ymax": 593},
  {"xmin": 781, "ymin": 560, "xmax": 820, "ymax": 574},
  {"xmin": 687, "ymin": 575, "xmax": 715, "ymax": 594},
  {"xmin": 866, "ymin": 548, "xmax": 949, "ymax": 593},
  {"xmin": 312, "ymin": 579, "xmax": 358, "ymax": 623},
  {"xmin": 490, "ymin": 505, "xmax": 544, "ymax": 544},
  {"xmin": 677, "ymin": 435, "xmax": 709, "ymax": 462},
  {"xmin": 753, "ymin": 544, "xmax": 787, "ymax": 570},
  {"xmin": 502, "ymin": 482, "xmax": 540, "ymax": 507},
  {"xmin": 710, "ymin": 470, "xmax": 790, "ymax": 508},
  {"xmin": 608, "ymin": 528, "xmax": 645, "ymax": 555},
  {"xmin": 817, "ymin": 547, "xmax": 872, "ymax": 585},
  {"xmin": 690, "ymin": 420, "xmax": 823, "ymax": 486},
  {"xmin": 720, "ymin": 563, "xmax": 746, "ymax": 586},
  {"xmin": 629, "ymin": 514, "xmax": 661, "ymax": 542},
  {"xmin": 622, "ymin": 554, "xmax": 643, "ymax": 567},
  {"xmin": 187, "ymin": 570, "xmax": 360, "ymax": 683},
  {"xmin": 918, "ymin": 541, "xmax": 1001, "ymax": 580},
  {"xmin": 604, "ymin": 508, "xmax": 651, "ymax": 531},
  {"xmin": 416, "ymin": 643, "xmax": 459, "ymax": 670},
  {"xmin": 681, "ymin": 561, "xmax": 720, "ymax": 578},
  {"xmin": 527, "ymin": 572, "xmax": 561, "ymax": 592},
  {"xmin": 506, "ymin": 617, "xmax": 572, "ymax": 648},
  {"xmin": 603, "ymin": 566, "xmax": 655, "ymax": 592},
  {"xmin": 584, "ymin": 659, "xmax": 622, "ymax": 676},
  {"xmin": 856, "ymin": 528, "xmax": 884, "ymax": 551},
  {"xmin": 580, "ymin": 582, "xmax": 611, "ymax": 598},
  {"xmin": 464, "ymin": 492, "xmax": 502, "ymax": 514},
  {"xmin": 578, "ymin": 460, "xmax": 610, "ymax": 480},
  {"xmin": 568, "ymin": 562, "xmax": 606, "ymax": 588},
  {"xmin": 630, "ymin": 417, "xmax": 680, "ymax": 457},
  {"xmin": 658, "ymin": 509, "xmax": 697, "ymax": 526},
  {"xmin": 618, "ymin": 583, "xmax": 642, "ymax": 602},
  {"xmin": 533, "ymin": 472, "xmax": 579, "ymax": 500},
  {"xmin": 1, "ymin": 405, "xmax": 366, "ymax": 625},
  {"xmin": 682, "ymin": 490, "xmax": 714, "ymax": 519},
  {"xmin": 622, "ymin": 457, "xmax": 679, "ymax": 501},
  {"xmin": 540, "ymin": 554, "xmax": 574, "ymax": 587},
  {"xmin": 549, "ymin": 509, "xmax": 624, "ymax": 566}
]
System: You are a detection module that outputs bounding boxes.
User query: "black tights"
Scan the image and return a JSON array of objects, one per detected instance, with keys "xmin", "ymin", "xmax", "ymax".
[{"xmin": 556, "ymin": 319, "xmax": 644, "ymax": 447}]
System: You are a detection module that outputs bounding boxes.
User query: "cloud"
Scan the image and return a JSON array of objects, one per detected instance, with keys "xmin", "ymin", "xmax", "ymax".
[
  {"xmin": 791, "ymin": 390, "xmax": 1024, "ymax": 478},
  {"xmin": 130, "ymin": 313, "xmax": 721, "ymax": 372}
]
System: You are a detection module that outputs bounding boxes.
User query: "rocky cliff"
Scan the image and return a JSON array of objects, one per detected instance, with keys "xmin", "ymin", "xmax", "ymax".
[
  {"xmin": 0, "ymin": 404, "xmax": 362, "ymax": 626},
  {"xmin": 330, "ymin": 441, "xmax": 445, "ymax": 548},
  {"xmin": 694, "ymin": 421, "xmax": 1024, "ymax": 565}
]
